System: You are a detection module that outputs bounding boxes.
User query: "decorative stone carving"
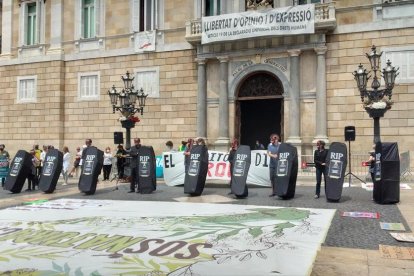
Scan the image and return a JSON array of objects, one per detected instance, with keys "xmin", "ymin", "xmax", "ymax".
[
  {"xmin": 238, "ymin": 73, "xmax": 283, "ymax": 98},
  {"xmin": 246, "ymin": 0, "xmax": 274, "ymax": 11}
]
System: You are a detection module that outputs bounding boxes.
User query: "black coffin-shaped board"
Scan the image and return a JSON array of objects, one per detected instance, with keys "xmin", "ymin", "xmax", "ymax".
[
  {"xmin": 184, "ymin": 145, "xmax": 208, "ymax": 196},
  {"xmin": 325, "ymin": 142, "xmax": 347, "ymax": 202},
  {"xmin": 39, "ymin": 149, "xmax": 63, "ymax": 193},
  {"xmin": 230, "ymin": 145, "xmax": 251, "ymax": 198},
  {"xmin": 137, "ymin": 146, "xmax": 157, "ymax": 194},
  {"xmin": 78, "ymin": 146, "xmax": 103, "ymax": 195},
  {"xmin": 274, "ymin": 143, "xmax": 298, "ymax": 199},
  {"xmin": 4, "ymin": 150, "xmax": 32, "ymax": 194}
]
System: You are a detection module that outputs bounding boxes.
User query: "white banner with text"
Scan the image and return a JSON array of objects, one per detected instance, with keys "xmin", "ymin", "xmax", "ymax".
[
  {"xmin": 201, "ymin": 4, "xmax": 315, "ymax": 44},
  {"xmin": 162, "ymin": 150, "xmax": 271, "ymax": 187}
]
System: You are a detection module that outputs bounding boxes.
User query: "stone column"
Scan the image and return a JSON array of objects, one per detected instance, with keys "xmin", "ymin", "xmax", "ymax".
[
  {"xmin": 286, "ymin": 49, "xmax": 302, "ymax": 144},
  {"xmin": 313, "ymin": 46, "xmax": 329, "ymax": 143},
  {"xmin": 214, "ymin": 56, "xmax": 230, "ymax": 150},
  {"xmin": 48, "ymin": 0, "xmax": 64, "ymax": 54},
  {"xmin": 0, "ymin": 0, "xmax": 13, "ymax": 59},
  {"xmin": 196, "ymin": 58, "xmax": 207, "ymax": 139}
]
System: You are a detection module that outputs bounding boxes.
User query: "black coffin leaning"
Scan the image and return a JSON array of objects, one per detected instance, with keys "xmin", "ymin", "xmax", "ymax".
[
  {"xmin": 184, "ymin": 145, "xmax": 208, "ymax": 196},
  {"xmin": 230, "ymin": 145, "xmax": 251, "ymax": 198},
  {"xmin": 137, "ymin": 146, "xmax": 157, "ymax": 194},
  {"xmin": 4, "ymin": 150, "xmax": 32, "ymax": 193},
  {"xmin": 373, "ymin": 142, "xmax": 400, "ymax": 204},
  {"xmin": 39, "ymin": 149, "xmax": 63, "ymax": 193},
  {"xmin": 274, "ymin": 143, "xmax": 298, "ymax": 199},
  {"xmin": 78, "ymin": 147, "xmax": 103, "ymax": 195},
  {"xmin": 325, "ymin": 142, "xmax": 348, "ymax": 202}
]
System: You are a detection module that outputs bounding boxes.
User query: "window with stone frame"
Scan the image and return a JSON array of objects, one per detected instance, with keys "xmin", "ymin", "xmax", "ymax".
[
  {"xmin": 206, "ymin": 0, "xmax": 221, "ymax": 16},
  {"xmin": 74, "ymin": 0, "xmax": 104, "ymax": 40},
  {"xmin": 134, "ymin": 67, "xmax": 160, "ymax": 98},
  {"xmin": 78, "ymin": 72, "xmax": 100, "ymax": 101},
  {"xmin": 295, "ymin": 0, "xmax": 323, "ymax": 5},
  {"xmin": 131, "ymin": 0, "xmax": 156, "ymax": 32},
  {"xmin": 17, "ymin": 76, "xmax": 37, "ymax": 103},
  {"xmin": 384, "ymin": 49, "xmax": 414, "ymax": 84},
  {"xmin": 19, "ymin": 0, "xmax": 45, "ymax": 46},
  {"xmin": 82, "ymin": 0, "xmax": 96, "ymax": 38}
]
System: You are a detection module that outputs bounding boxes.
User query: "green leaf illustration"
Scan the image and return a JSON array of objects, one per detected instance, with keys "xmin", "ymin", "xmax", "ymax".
[{"xmin": 248, "ymin": 227, "xmax": 263, "ymax": 238}]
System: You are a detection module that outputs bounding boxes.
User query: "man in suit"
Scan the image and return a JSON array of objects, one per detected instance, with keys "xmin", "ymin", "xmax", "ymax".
[{"xmin": 128, "ymin": 138, "xmax": 141, "ymax": 193}]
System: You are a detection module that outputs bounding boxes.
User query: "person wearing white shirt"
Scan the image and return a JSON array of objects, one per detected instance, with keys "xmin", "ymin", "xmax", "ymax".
[
  {"xmin": 62, "ymin": 146, "xmax": 71, "ymax": 185},
  {"xmin": 102, "ymin": 147, "xmax": 113, "ymax": 181}
]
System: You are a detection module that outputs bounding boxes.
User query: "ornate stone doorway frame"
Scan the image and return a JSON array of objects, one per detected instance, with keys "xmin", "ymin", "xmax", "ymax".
[
  {"xmin": 235, "ymin": 72, "xmax": 284, "ymax": 147},
  {"xmin": 230, "ymin": 64, "xmax": 290, "ymax": 146}
]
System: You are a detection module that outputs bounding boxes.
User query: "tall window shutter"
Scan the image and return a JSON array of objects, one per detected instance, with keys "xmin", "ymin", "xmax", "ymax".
[
  {"xmin": 132, "ymin": 0, "xmax": 140, "ymax": 32},
  {"xmin": 94, "ymin": 0, "xmax": 100, "ymax": 37}
]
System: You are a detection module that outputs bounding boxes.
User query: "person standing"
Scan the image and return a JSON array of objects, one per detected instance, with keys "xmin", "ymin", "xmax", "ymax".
[
  {"xmin": 39, "ymin": 145, "xmax": 48, "ymax": 178},
  {"xmin": 178, "ymin": 140, "xmax": 187, "ymax": 151},
  {"xmin": 254, "ymin": 140, "xmax": 265, "ymax": 150},
  {"xmin": 116, "ymin": 144, "xmax": 127, "ymax": 181},
  {"xmin": 102, "ymin": 147, "xmax": 113, "ymax": 181},
  {"xmin": 165, "ymin": 141, "xmax": 177, "ymax": 152},
  {"xmin": 366, "ymin": 144, "xmax": 376, "ymax": 183},
  {"xmin": 183, "ymin": 138, "xmax": 194, "ymax": 174},
  {"xmin": 33, "ymin": 144, "xmax": 42, "ymax": 182},
  {"xmin": 128, "ymin": 138, "xmax": 141, "ymax": 193},
  {"xmin": 68, "ymin": 146, "xmax": 82, "ymax": 177},
  {"xmin": 228, "ymin": 138, "xmax": 239, "ymax": 194},
  {"xmin": 267, "ymin": 134, "xmax": 280, "ymax": 197},
  {"xmin": 0, "ymin": 144, "xmax": 10, "ymax": 187},
  {"xmin": 62, "ymin": 146, "xmax": 71, "ymax": 186},
  {"xmin": 27, "ymin": 150, "xmax": 40, "ymax": 191},
  {"xmin": 314, "ymin": 140, "xmax": 328, "ymax": 199}
]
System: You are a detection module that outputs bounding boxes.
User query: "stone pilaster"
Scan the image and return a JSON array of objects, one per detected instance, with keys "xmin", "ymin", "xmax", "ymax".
[
  {"xmin": 214, "ymin": 56, "xmax": 230, "ymax": 151},
  {"xmin": 196, "ymin": 58, "xmax": 207, "ymax": 139},
  {"xmin": 286, "ymin": 49, "xmax": 302, "ymax": 145},
  {"xmin": 48, "ymin": 0, "xmax": 64, "ymax": 54},
  {"xmin": 313, "ymin": 46, "xmax": 329, "ymax": 144},
  {"xmin": 0, "ymin": 0, "xmax": 13, "ymax": 59}
]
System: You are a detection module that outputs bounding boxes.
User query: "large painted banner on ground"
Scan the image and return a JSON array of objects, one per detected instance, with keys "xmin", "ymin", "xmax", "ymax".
[
  {"xmin": 0, "ymin": 199, "xmax": 335, "ymax": 275},
  {"xmin": 202, "ymin": 4, "xmax": 315, "ymax": 44},
  {"xmin": 163, "ymin": 150, "xmax": 271, "ymax": 186}
]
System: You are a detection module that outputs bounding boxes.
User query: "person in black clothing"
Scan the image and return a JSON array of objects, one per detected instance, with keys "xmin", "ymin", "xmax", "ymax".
[
  {"xmin": 227, "ymin": 138, "xmax": 239, "ymax": 194},
  {"xmin": 128, "ymin": 138, "xmax": 141, "ymax": 193},
  {"xmin": 314, "ymin": 140, "xmax": 328, "ymax": 199},
  {"xmin": 116, "ymin": 144, "xmax": 127, "ymax": 180}
]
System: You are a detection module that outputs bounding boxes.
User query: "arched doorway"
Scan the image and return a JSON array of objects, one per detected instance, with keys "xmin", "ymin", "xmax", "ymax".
[{"xmin": 235, "ymin": 72, "xmax": 284, "ymax": 148}]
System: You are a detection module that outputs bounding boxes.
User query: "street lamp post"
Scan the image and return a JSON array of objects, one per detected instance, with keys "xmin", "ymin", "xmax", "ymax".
[
  {"xmin": 108, "ymin": 71, "xmax": 148, "ymax": 149},
  {"xmin": 353, "ymin": 45, "xmax": 399, "ymax": 143}
]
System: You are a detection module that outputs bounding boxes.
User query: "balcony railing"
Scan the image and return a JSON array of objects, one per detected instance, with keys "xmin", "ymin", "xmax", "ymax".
[{"xmin": 185, "ymin": 3, "xmax": 336, "ymax": 44}]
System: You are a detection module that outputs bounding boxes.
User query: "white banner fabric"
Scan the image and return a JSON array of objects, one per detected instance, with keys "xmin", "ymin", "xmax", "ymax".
[
  {"xmin": 162, "ymin": 150, "xmax": 271, "ymax": 187},
  {"xmin": 202, "ymin": 4, "xmax": 315, "ymax": 44}
]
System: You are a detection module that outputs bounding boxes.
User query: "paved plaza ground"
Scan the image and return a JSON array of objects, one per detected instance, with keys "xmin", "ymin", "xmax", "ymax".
[{"xmin": 0, "ymin": 177, "xmax": 413, "ymax": 275}]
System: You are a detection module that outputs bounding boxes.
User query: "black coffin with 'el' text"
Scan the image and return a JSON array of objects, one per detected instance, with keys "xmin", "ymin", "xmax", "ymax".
[
  {"xmin": 275, "ymin": 143, "xmax": 298, "ymax": 199},
  {"xmin": 373, "ymin": 142, "xmax": 400, "ymax": 204},
  {"xmin": 325, "ymin": 142, "xmax": 348, "ymax": 202},
  {"xmin": 230, "ymin": 145, "xmax": 251, "ymax": 198},
  {"xmin": 137, "ymin": 146, "xmax": 157, "ymax": 194},
  {"xmin": 184, "ymin": 145, "xmax": 208, "ymax": 196},
  {"xmin": 4, "ymin": 150, "xmax": 32, "ymax": 193},
  {"xmin": 78, "ymin": 146, "xmax": 103, "ymax": 195},
  {"xmin": 39, "ymin": 149, "xmax": 63, "ymax": 193}
]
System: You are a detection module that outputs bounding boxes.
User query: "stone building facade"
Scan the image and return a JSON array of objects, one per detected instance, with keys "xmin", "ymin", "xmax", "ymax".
[{"xmin": 0, "ymin": 0, "xmax": 413, "ymax": 171}]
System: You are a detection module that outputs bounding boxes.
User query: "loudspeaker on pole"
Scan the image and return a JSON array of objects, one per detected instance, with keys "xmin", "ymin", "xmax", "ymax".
[
  {"xmin": 114, "ymin": 132, "xmax": 123, "ymax": 144},
  {"xmin": 344, "ymin": 126, "xmax": 355, "ymax": 141}
]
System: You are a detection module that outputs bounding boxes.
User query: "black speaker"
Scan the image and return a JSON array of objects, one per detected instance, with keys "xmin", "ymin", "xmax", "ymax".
[
  {"xmin": 344, "ymin": 126, "xmax": 355, "ymax": 141},
  {"xmin": 114, "ymin": 132, "xmax": 123, "ymax": 144}
]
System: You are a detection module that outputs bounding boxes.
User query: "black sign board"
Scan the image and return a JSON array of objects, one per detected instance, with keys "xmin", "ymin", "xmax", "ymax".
[
  {"xmin": 39, "ymin": 149, "xmax": 63, "ymax": 193},
  {"xmin": 4, "ymin": 150, "xmax": 32, "ymax": 193},
  {"xmin": 184, "ymin": 145, "xmax": 208, "ymax": 196},
  {"xmin": 325, "ymin": 142, "xmax": 347, "ymax": 202},
  {"xmin": 137, "ymin": 146, "xmax": 157, "ymax": 194},
  {"xmin": 230, "ymin": 145, "xmax": 251, "ymax": 198},
  {"xmin": 78, "ymin": 146, "xmax": 103, "ymax": 195},
  {"xmin": 373, "ymin": 142, "xmax": 400, "ymax": 204},
  {"xmin": 274, "ymin": 143, "xmax": 298, "ymax": 199}
]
